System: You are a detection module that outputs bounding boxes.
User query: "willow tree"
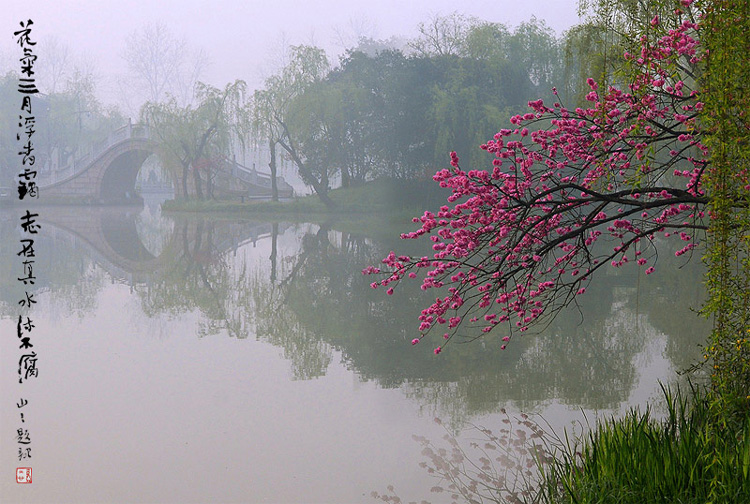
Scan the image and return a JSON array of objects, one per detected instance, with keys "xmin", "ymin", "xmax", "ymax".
[
  {"xmin": 252, "ymin": 45, "xmax": 333, "ymax": 207},
  {"xmin": 700, "ymin": 0, "xmax": 750, "ymax": 398},
  {"xmin": 251, "ymin": 85, "xmax": 285, "ymax": 202},
  {"xmin": 142, "ymin": 80, "xmax": 247, "ymax": 199}
]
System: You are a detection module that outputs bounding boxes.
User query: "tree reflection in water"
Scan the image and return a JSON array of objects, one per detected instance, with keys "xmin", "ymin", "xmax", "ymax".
[{"xmin": 1, "ymin": 209, "xmax": 709, "ymax": 424}]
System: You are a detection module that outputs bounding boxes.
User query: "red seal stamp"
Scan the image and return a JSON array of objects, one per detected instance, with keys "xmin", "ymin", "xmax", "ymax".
[{"xmin": 16, "ymin": 467, "xmax": 32, "ymax": 484}]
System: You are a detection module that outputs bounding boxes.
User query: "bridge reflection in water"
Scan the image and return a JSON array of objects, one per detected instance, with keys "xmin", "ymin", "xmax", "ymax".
[{"xmin": 40, "ymin": 206, "xmax": 288, "ymax": 286}]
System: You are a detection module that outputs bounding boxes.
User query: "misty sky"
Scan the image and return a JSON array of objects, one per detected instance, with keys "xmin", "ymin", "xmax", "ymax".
[{"xmin": 3, "ymin": 0, "xmax": 582, "ymax": 114}]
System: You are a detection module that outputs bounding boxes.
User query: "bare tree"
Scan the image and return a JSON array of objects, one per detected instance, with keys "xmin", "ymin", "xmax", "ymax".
[
  {"xmin": 38, "ymin": 36, "xmax": 70, "ymax": 94},
  {"xmin": 173, "ymin": 47, "xmax": 210, "ymax": 106},
  {"xmin": 332, "ymin": 15, "xmax": 379, "ymax": 52},
  {"xmin": 409, "ymin": 12, "xmax": 476, "ymax": 57},
  {"xmin": 123, "ymin": 22, "xmax": 183, "ymax": 103},
  {"xmin": 121, "ymin": 22, "xmax": 209, "ymax": 109}
]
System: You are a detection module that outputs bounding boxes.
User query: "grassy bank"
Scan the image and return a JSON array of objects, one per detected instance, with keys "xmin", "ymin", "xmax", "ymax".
[
  {"xmin": 161, "ymin": 177, "xmax": 450, "ymax": 217},
  {"xmin": 540, "ymin": 385, "xmax": 750, "ymax": 504}
]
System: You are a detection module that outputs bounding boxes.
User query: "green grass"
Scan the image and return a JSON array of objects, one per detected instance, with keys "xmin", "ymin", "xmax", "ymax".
[{"xmin": 540, "ymin": 384, "xmax": 750, "ymax": 504}]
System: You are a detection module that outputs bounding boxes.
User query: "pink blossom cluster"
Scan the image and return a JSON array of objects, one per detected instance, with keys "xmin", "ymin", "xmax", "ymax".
[{"xmin": 365, "ymin": 5, "xmax": 711, "ymax": 353}]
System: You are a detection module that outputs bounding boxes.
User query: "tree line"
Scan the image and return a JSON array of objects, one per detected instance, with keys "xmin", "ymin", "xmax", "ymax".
[
  {"xmin": 2, "ymin": 14, "xmax": 611, "ymax": 204},
  {"xmin": 251, "ymin": 14, "xmax": 597, "ymax": 206}
]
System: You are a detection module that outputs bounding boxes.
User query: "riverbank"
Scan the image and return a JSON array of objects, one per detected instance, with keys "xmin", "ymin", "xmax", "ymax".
[{"xmin": 161, "ymin": 177, "xmax": 450, "ymax": 217}]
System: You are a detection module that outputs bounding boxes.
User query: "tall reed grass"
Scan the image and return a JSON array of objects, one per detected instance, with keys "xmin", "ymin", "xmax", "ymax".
[{"xmin": 541, "ymin": 384, "xmax": 750, "ymax": 504}]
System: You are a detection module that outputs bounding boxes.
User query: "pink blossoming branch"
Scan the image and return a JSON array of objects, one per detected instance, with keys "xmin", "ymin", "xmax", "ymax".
[{"xmin": 365, "ymin": 3, "xmax": 720, "ymax": 354}]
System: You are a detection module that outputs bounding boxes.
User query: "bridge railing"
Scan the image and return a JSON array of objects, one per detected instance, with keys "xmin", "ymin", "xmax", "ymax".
[
  {"xmin": 223, "ymin": 157, "xmax": 293, "ymax": 192},
  {"xmin": 37, "ymin": 122, "xmax": 150, "ymax": 186},
  {"xmin": 135, "ymin": 180, "xmax": 174, "ymax": 193}
]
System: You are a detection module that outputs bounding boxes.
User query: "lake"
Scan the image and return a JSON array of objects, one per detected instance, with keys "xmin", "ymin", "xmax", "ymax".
[{"xmin": 0, "ymin": 199, "xmax": 709, "ymax": 503}]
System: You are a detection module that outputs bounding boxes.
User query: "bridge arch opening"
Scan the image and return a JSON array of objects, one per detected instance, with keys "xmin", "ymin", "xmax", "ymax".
[
  {"xmin": 136, "ymin": 154, "xmax": 175, "ymax": 200},
  {"xmin": 99, "ymin": 150, "xmax": 176, "ymax": 204},
  {"xmin": 100, "ymin": 211, "xmax": 158, "ymax": 262},
  {"xmin": 135, "ymin": 196, "xmax": 175, "ymax": 258},
  {"xmin": 95, "ymin": 207, "xmax": 176, "ymax": 264}
]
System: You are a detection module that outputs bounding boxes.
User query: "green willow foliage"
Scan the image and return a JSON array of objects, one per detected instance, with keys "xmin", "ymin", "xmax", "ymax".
[
  {"xmin": 701, "ymin": 0, "xmax": 750, "ymax": 400},
  {"xmin": 579, "ymin": 0, "xmax": 749, "ymax": 399}
]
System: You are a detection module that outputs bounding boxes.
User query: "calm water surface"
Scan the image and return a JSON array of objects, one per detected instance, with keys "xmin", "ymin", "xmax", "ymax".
[{"xmin": 0, "ymin": 200, "xmax": 708, "ymax": 503}]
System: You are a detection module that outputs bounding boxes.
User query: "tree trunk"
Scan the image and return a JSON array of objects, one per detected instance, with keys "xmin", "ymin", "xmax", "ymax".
[
  {"xmin": 269, "ymin": 140, "xmax": 279, "ymax": 202},
  {"xmin": 340, "ymin": 164, "xmax": 351, "ymax": 188},
  {"xmin": 192, "ymin": 165, "xmax": 204, "ymax": 199},
  {"xmin": 321, "ymin": 165, "xmax": 329, "ymax": 195},
  {"xmin": 206, "ymin": 163, "xmax": 214, "ymax": 200},
  {"xmin": 278, "ymin": 137, "xmax": 336, "ymax": 209},
  {"xmin": 317, "ymin": 188, "xmax": 335, "ymax": 208},
  {"xmin": 270, "ymin": 222, "xmax": 278, "ymax": 284},
  {"xmin": 182, "ymin": 164, "xmax": 189, "ymax": 199}
]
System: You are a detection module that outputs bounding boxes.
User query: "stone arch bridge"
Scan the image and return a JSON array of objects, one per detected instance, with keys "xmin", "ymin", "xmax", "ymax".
[{"xmin": 37, "ymin": 123, "xmax": 293, "ymax": 204}]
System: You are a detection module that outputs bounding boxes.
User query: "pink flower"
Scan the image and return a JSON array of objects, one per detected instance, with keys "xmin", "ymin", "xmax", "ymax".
[
  {"xmin": 449, "ymin": 151, "xmax": 460, "ymax": 168},
  {"xmin": 411, "ymin": 338, "xmax": 420, "ymax": 345},
  {"xmin": 366, "ymin": 16, "xmax": 710, "ymax": 351}
]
